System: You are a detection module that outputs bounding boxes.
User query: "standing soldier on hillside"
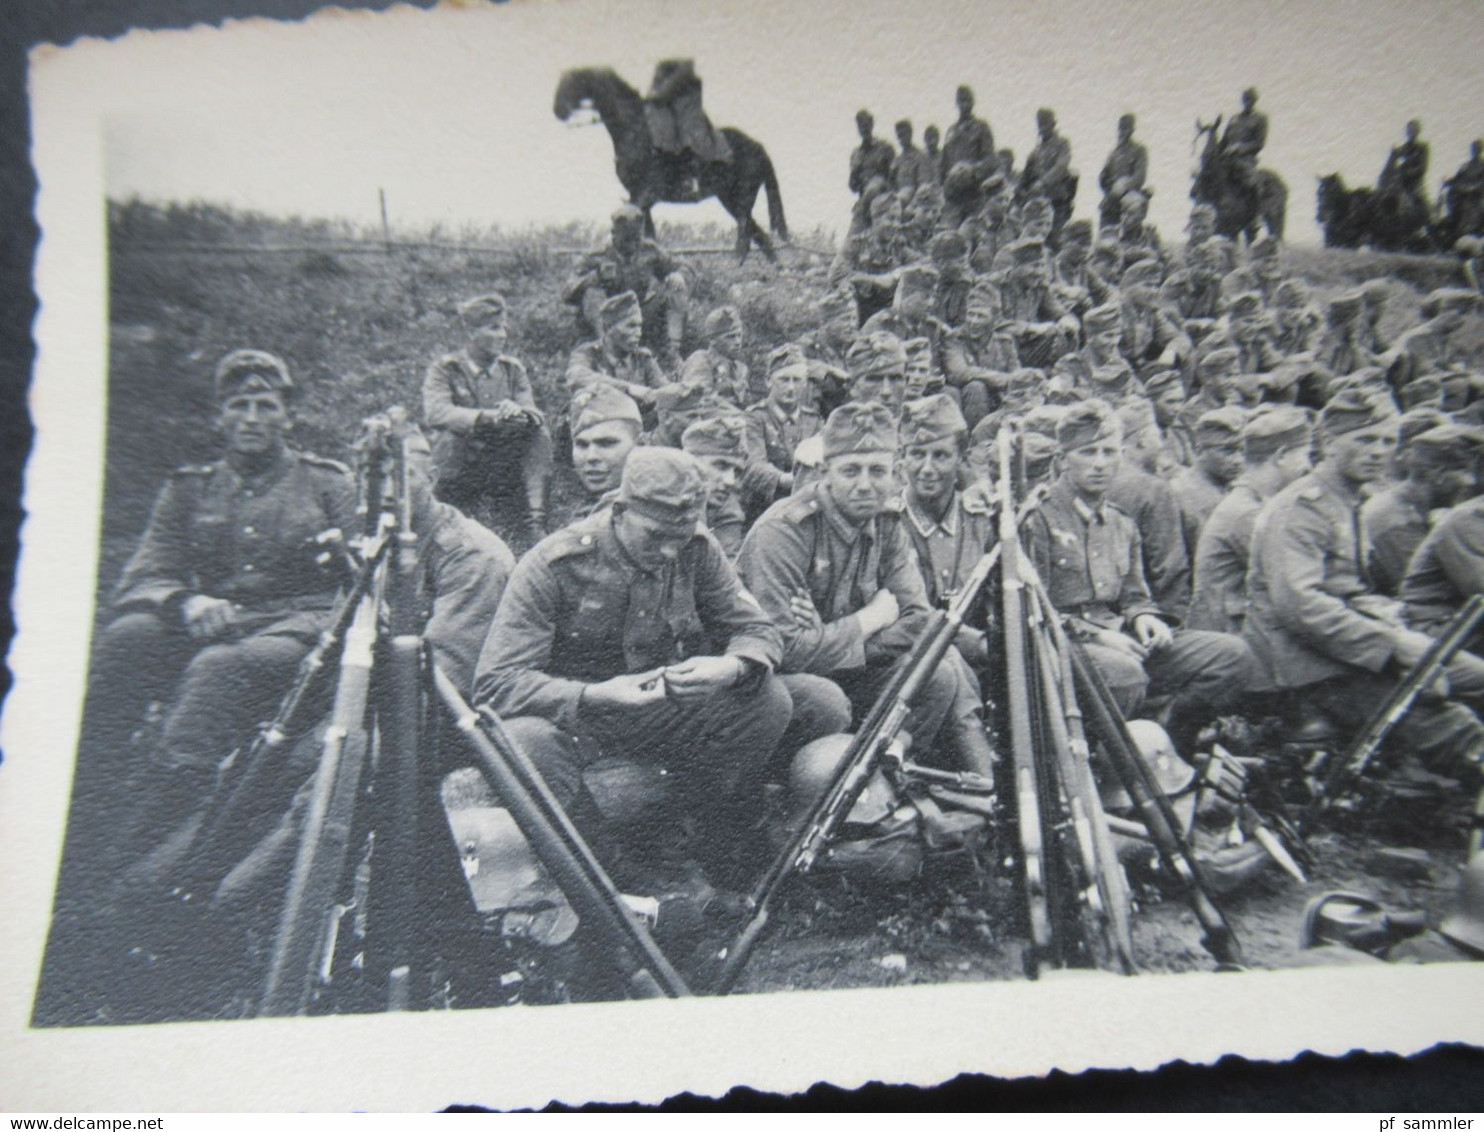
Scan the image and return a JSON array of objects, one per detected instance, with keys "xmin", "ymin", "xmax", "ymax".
[
  {"xmin": 891, "ymin": 119, "xmax": 935, "ymax": 196},
  {"xmin": 1019, "ymin": 108, "xmax": 1077, "ymax": 247},
  {"xmin": 73, "ymin": 350, "xmax": 357, "ymax": 846},
  {"xmin": 423, "ymin": 293, "xmax": 553, "ymax": 540},
  {"xmin": 1099, "ymin": 113, "xmax": 1149, "ymax": 229},
  {"xmin": 941, "ymin": 84, "xmax": 996, "ymax": 186},
  {"xmin": 1384, "ymin": 119, "xmax": 1430, "ymax": 209},
  {"xmin": 565, "ymin": 204, "xmax": 690, "ymax": 366},
  {"xmin": 922, "ymin": 125, "xmax": 944, "ymax": 184},
  {"xmin": 849, "ymin": 109, "xmax": 896, "ymax": 235}
]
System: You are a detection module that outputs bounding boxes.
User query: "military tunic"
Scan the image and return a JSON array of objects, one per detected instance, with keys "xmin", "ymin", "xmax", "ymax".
[
  {"xmin": 418, "ymin": 501, "xmax": 517, "ymax": 694},
  {"xmin": 1244, "ymin": 461, "xmax": 1484, "ymax": 772},
  {"xmin": 1106, "ymin": 464, "xmax": 1193, "ymax": 619},
  {"xmin": 941, "ymin": 115, "xmax": 996, "ymax": 181},
  {"xmin": 91, "ymin": 447, "xmax": 357, "ymax": 775},
  {"xmin": 1170, "ymin": 464, "xmax": 1230, "ymax": 561},
  {"xmin": 1187, "ymin": 479, "xmax": 1266, "ymax": 633},
  {"xmin": 1402, "ymin": 497, "xmax": 1484, "ymax": 631},
  {"xmin": 1361, "ymin": 484, "xmax": 1430, "ymax": 598},
  {"xmin": 680, "ymin": 346, "xmax": 752, "ymax": 408},
  {"xmin": 564, "ymin": 339, "xmax": 666, "ymax": 406},
  {"xmin": 747, "ymin": 398, "xmax": 823, "ymax": 475}
]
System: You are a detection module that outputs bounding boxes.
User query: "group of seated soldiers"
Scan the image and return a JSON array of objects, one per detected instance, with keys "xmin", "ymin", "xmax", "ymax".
[{"xmin": 80, "ymin": 149, "xmax": 1484, "ymax": 909}]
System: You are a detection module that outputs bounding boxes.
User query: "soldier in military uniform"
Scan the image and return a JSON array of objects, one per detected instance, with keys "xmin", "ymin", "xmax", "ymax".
[
  {"xmin": 903, "ymin": 182, "xmax": 946, "ymax": 257},
  {"xmin": 75, "ymin": 349, "xmax": 358, "ymax": 842},
  {"xmin": 644, "ymin": 58, "xmax": 731, "ymax": 199},
  {"xmin": 891, "ymin": 119, "xmax": 935, "ymax": 196},
  {"xmin": 1403, "ymin": 487, "xmax": 1484, "ymax": 637},
  {"xmin": 999, "ymin": 237, "xmax": 1079, "ymax": 369},
  {"xmin": 922, "ymin": 125, "xmax": 943, "ymax": 183},
  {"xmin": 1220, "ymin": 87, "xmax": 1268, "ymax": 193},
  {"xmin": 565, "ymin": 205, "xmax": 690, "ymax": 363},
  {"xmin": 1023, "ymin": 400, "xmax": 1256, "ymax": 747},
  {"xmin": 1107, "ymin": 399, "xmax": 1193, "ymax": 619},
  {"xmin": 679, "ymin": 304, "xmax": 751, "ymax": 408},
  {"xmin": 941, "ymin": 84, "xmax": 997, "ymax": 186},
  {"xmin": 862, "ymin": 263, "xmax": 944, "ymax": 345},
  {"xmin": 1187, "ymin": 406, "xmax": 1313, "ymax": 634},
  {"xmin": 844, "ymin": 330, "xmax": 910, "ymax": 418},
  {"xmin": 1387, "ymin": 288, "xmax": 1479, "ymax": 390},
  {"xmin": 928, "ymin": 229, "xmax": 973, "ymax": 329},
  {"xmin": 797, "ymin": 287, "xmax": 858, "ymax": 418},
  {"xmin": 1362, "ymin": 423, "xmax": 1484, "ymax": 597},
  {"xmin": 746, "ymin": 344, "xmax": 822, "ymax": 480},
  {"xmin": 849, "ymin": 109, "xmax": 896, "ymax": 235},
  {"xmin": 1318, "ymin": 291, "xmax": 1379, "ymax": 378},
  {"xmin": 1181, "ymin": 204, "xmax": 1218, "ymax": 269},
  {"xmin": 423, "ymin": 293, "xmax": 553, "ymax": 540},
  {"xmin": 567, "ymin": 386, "xmax": 644, "ymax": 523},
  {"xmin": 1053, "ymin": 303, "xmax": 1143, "ymax": 405},
  {"xmin": 1212, "ymin": 292, "xmax": 1285, "ymax": 379},
  {"xmin": 1270, "ymin": 279, "xmax": 1324, "ymax": 357},
  {"xmin": 1244, "ymin": 390, "xmax": 1484, "ymax": 780},
  {"xmin": 565, "ymin": 291, "xmax": 668, "ymax": 415},
  {"xmin": 1170, "ymin": 407, "xmax": 1246, "ymax": 560},
  {"xmin": 966, "ymin": 368, "xmax": 1048, "ymax": 465},
  {"xmin": 1116, "ymin": 192, "xmax": 1163, "ymax": 262},
  {"xmin": 832, "ymin": 191, "xmax": 913, "ymax": 326},
  {"xmin": 681, "ymin": 415, "xmax": 752, "ymax": 561},
  {"xmin": 738, "ymin": 403, "xmax": 980, "ymax": 772},
  {"xmin": 1019, "ymin": 108, "xmax": 1077, "ymax": 247},
  {"xmin": 1385, "ymin": 119, "xmax": 1430, "ymax": 208},
  {"xmin": 472, "ymin": 447, "xmax": 795, "ymax": 872},
  {"xmin": 941, "ymin": 278, "xmax": 1021, "ymax": 429},
  {"xmin": 1145, "ymin": 369, "xmax": 1196, "ymax": 470},
  {"xmin": 1099, "ymin": 113, "xmax": 1149, "ymax": 229},
  {"xmin": 1119, "ymin": 261, "xmax": 1189, "ymax": 370},
  {"xmin": 1446, "ymin": 140, "xmax": 1484, "ymax": 237}
]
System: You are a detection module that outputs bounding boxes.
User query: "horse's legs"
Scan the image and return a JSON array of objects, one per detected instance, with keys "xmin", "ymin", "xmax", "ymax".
[
  {"xmin": 643, "ymin": 206, "xmax": 657, "ymax": 240},
  {"xmin": 749, "ymin": 216, "xmax": 776, "ymax": 264}
]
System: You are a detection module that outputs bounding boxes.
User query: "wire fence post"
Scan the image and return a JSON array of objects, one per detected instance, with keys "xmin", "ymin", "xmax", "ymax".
[{"xmin": 379, "ymin": 188, "xmax": 392, "ymax": 254}]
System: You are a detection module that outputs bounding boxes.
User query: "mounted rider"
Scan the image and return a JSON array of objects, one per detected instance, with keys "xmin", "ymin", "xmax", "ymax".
[
  {"xmin": 1382, "ymin": 119, "xmax": 1430, "ymax": 211},
  {"xmin": 643, "ymin": 58, "xmax": 731, "ymax": 200},
  {"xmin": 1220, "ymin": 87, "xmax": 1268, "ymax": 194}
]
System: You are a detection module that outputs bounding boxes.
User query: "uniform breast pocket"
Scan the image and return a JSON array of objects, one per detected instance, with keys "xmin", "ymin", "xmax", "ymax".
[
  {"xmin": 666, "ymin": 601, "xmax": 703, "ymax": 661},
  {"xmin": 189, "ymin": 513, "xmax": 229, "ymax": 560}
]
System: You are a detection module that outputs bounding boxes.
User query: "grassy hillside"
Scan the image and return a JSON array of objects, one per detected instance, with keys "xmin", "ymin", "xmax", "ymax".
[{"xmin": 97, "ymin": 201, "xmax": 1478, "ymax": 601}]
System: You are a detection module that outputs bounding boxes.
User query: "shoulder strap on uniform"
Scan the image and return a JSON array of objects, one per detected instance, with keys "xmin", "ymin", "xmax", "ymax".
[
  {"xmin": 169, "ymin": 463, "xmax": 215, "ymax": 478},
  {"xmin": 298, "ymin": 451, "xmax": 353, "ymax": 476}
]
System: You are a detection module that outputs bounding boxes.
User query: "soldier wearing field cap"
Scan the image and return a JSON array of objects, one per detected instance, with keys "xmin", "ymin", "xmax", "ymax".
[
  {"xmin": 928, "ymin": 229, "xmax": 973, "ymax": 328},
  {"xmin": 679, "ymin": 303, "xmax": 750, "ymax": 408},
  {"xmin": 942, "ymin": 279, "xmax": 1021, "ymax": 429},
  {"xmin": 565, "ymin": 290, "xmax": 668, "ymax": 413},
  {"xmin": 1023, "ymin": 399, "xmax": 1256, "ymax": 747},
  {"xmin": 474, "ymin": 446, "xmax": 795, "ymax": 873},
  {"xmin": 1245, "ymin": 390, "xmax": 1484, "ymax": 782},
  {"xmin": 565, "ymin": 204, "xmax": 690, "ymax": 364},
  {"xmin": 1020, "ymin": 108, "xmax": 1077, "ymax": 245},
  {"xmin": 423, "ymin": 293, "xmax": 553, "ymax": 539},
  {"xmin": 1220, "ymin": 234, "xmax": 1282, "ymax": 307},
  {"xmin": 749, "ymin": 344, "xmax": 823, "ymax": 479},
  {"xmin": 1116, "ymin": 190, "xmax": 1162, "ymax": 261},
  {"xmin": 1319, "ymin": 291, "xmax": 1378, "ymax": 377},
  {"xmin": 1057, "ymin": 302, "xmax": 1143, "ymax": 405},
  {"xmin": 1107, "ymin": 398, "xmax": 1193, "ymax": 619},
  {"xmin": 967, "ymin": 368, "xmax": 1048, "ymax": 464},
  {"xmin": 1270, "ymin": 278, "xmax": 1323, "ymax": 357},
  {"xmin": 1387, "ymin": 288, "xmax": 1480, "ymax": 389},
  {"xmin": 1362, "ymin": 422, "xmax": 1484, "ymax": 597},
  {"xmin": 863, "ymin": 262, "xmax": 944, "ymax": 345},
  {"xmin": 1180, "ymin": 204, "xmax": 1218, "ymax": 270},
  {"xmin": 568, "ymin": 385, "xmax": 644, "ymax": 522},
  {"xmin": 941, "ymin": 84, "xmax": 997, "ymax": 189},
  {"xmin": 902, "ymin": 336, "xmax": 944, "ymax": 399},
  {"xmin": 846, "ymin": 330, "xmax": 910, "ymax": 417},
  {"xmin": 1187, "ymin": 406, "xmax": 1313, "ymax": 634},
  {"xmin": 798, "ymin": 287, "xmax": 858, "ymax": 418},
  {"xmin": 681, "ymin": 414, "xmax": 753, "ymax": 560},
  {"xmin": 999, "ymin": 237, "xmax": 1078, "ymax": 368},
  {"xmin": 1143, "ymin": 369, "xmax": 1195, "ymax": 469},
  {"xmin": 739, "ymin": 402, "xmax": 981, "ymax": 772},
  {"xmin": 1119, "ymin": 260, "xmax": 1189, "ymax": 369},
  {"xmin": 75, "ymin": 349, "xmax": 358, "ymax": 848},
  {"xmin": 1183, "ymin": 346, "xmax": 1253, "ymax": 430},
  {"xmin": 1171, "ymin": 406, "xmax": 1247, "ymax": 558}
]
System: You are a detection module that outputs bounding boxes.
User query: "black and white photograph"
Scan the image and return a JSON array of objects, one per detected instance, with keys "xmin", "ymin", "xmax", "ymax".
[{"xmin": 6, "ymin": 0, "xmax": 1484, "ymax": 1110}]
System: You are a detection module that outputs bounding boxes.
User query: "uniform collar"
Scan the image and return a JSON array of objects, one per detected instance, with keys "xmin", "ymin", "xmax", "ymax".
[
  {"xmin": 905, "ymin": 491, "xmax": 960, "ymax": 538},
  {"xmin": 767, "ymin": 399, "xmax": 801, "ymax": 424},
  {"xmin": 1313, "ymin": 460, "xmax": 1366, "ymax": 506},
  {"xmin": 818, "ymin": 483, "xmax": 875, "ymax": 546},
  {"xmin": 1052, "ymin": 476, "xmax": 1108, "ymax": 525}
]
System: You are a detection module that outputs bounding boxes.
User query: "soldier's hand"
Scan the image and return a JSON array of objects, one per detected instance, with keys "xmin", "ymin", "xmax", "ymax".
[
  {"xmin": 1393, "ymin": 629, "xmax": 1439, "ymax": 669},
  {"xmin": 584, "ymin": 669, "xmax": 669, "ymax": 710},
  {"xmin": 857, "ymin": 588, "xmax": 901, "ymax": 638},
  {"xmin": 182, "ymin": 594, "xmax": 238, "ymax": 641},
  {"xmin": 1131, "ymin": 614, "xmax": 1174, "ymax": 651},
  {"xmin": 788, "ymin": 589, "xmax": 823, "ymax": 633},
  {"xmin": 663, "ymin": 656, "xmax": 746, "ymax": 700}
]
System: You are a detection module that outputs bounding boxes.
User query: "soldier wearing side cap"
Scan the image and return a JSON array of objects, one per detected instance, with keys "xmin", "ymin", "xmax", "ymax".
[
  {"xmin": 1220, "ymin": 291, "xmax": 1285, "ymax": 377},
  {"xmin": 1403, "ymin": 486, "xmax": 1484, "ymax": 642},
  {"xmin": 1099, "ymin": 113, "xmax": 1149, "ymax": 230},
  {"xmin": 1115, "ymin": 191, "xmax": 1163, "ymax": 262},
  {"xmin": 941, "ymin": 84, "xmax": 997, "ymax": 190},
  {"xmin": 564, "ymin": 290, "xmax": 668, "ymax": 414},
  {"xmin": 423, "ymin": 293, "xmax": 553, "ymax": 540},
  {"xmin": 1164, "ymin": 238, "xmax": 1226, "ymax": 329},
  {"xmin": 681, "ymin": 414, "xmax": 753, "ymax": 561},
  {"xmin": 1361, "ymin": 423, "xmax": 1484, "ymax": 597},
  {"xmin": 565, "ymin": 205, "xmax": 691, "ymax": 364},
  {"xmin": 567, "ymin": 386, "xmax": 645, "ymax": 523},
  {"xmin": 1119, "ymin": 260, "xmax": 1190, "ymax": 369},
  {"xmin": 862, "ymin": 263, "xmax": 947, "ymax": 347},
  {"xmin": 831, "ymin": 192, "xmax": 913, "ymax": 325},
  {"xmin": 739, "ymin": 403, "xmax": 988, "ymax": 775},
  {"xmin": 1387, "ymin": 288, "xmax": 1480, "ymax": 390},
  {"xmin": 1244, "ymin": 391, "xmax": 1484, "ymax": 782},
  {"xmin": 849, "ymin": 109, "xmax": 897, "ymax": 235},
  {"xmin": 1318, "ymin": 291, "xmax": 1378, "ymax": 378},
  {"xmin": 1180, "ymin": 204, "xmax": 1218, "ymax": 270},
  {"xmin": 680, "ymin": 304, "xmax": 751, "ymax": 408},
  {"xmin": 902, "ymin": 336, "xmax": 945, "ymax": 400},
  {"xmin": 966, "ymin": 368, "xmax": 1049, "ymax": 469},
  {"xmin": 1023, "ymin": 400, "xmax": 1257, "ymax": 750},
  {"xmin": 928, "ymin": 230, "xmax": 974, "ymax": 328},
  {"xmin": 1144, "ymin": 369, "xmax": 1196, "ymax": 470},
  {"xmin": 473, "ymin": 447, "xmax": 801, "ymax": 878},
  {"xmin": 748, "ymin": 344, "xmax": 823, "ymax": 478},
  {"xmin": 845, "ymin": 331, "xmax": 910, "ymax": 418},
  {"xmin": 1107, "ymin": 399, "xmax": 1193, "ymax": 619},
  {"xmin": 1170, "ymin": 406, "xmax": 1247, "ymax": 558},
  {"xmin": 1182, "ymin": 347, "xmax": 1254, "ymax": 431},
  {"xmin": 891, "ymin": 119, "xmax": 935, "ymax": 197},
  {"xmin": 998, "ymin": 237, "xmax": 1079, "ymax": 369},
  {"xmin": 941, "ymin": 279, "xmax": 1022, "ymax": 430},
  {"xmin": 1220, "ymin": 87, "xmax": 1268, "ymax": 194},
  {"xmin": 903, "ymin": 182, "xmax": 945, "ymax": 257},
  {"xmin": 73, "ymin": 350, "xmax": 358, "ymax": 844},
  {"xmin": 797, "ymin": 287, "xmax": 858, "ymax": 418},
  {"xmin": 1220, "ymin": 235, "xmax": 1283, "ymax": 308},
  {"xmin": 1270, "ymin": 278, "xmax": 1324, "ymax": 357},
  {"xmin": 1187, "ymin": 406, "xmax": 1313, "ymax": 634},
  {"xmin": 1053, "ymin": 302, "xmax": 1144, "ymax": 405},
  {"xmin": 1019, "ymin": 108, "xmax": 1078, "ymax": 246}
]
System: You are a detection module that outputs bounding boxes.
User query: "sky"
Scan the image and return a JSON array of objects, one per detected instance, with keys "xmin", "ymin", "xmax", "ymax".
[{"xmin": 91, "ymin": 0, "xmax": 1484, "ymax": 246}]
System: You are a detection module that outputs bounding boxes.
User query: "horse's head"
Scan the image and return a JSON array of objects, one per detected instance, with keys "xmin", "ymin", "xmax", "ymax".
[
  {"xmin": 553, "ymin": 68, "xmax": 586, "ymax": 121},
  {"xmin": 553, "ymin": 66, "xmax": 638, "ymax": 126}
]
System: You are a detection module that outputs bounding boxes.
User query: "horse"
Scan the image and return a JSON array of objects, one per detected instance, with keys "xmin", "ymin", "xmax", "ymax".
[
  {"xmin": 553, "ymin": 66, "xmax": 789, "ymax": 263},
  {"xmin": 1191, "ymin": 117, "xmax": 1287, "ymax": 243},
  {"xmin": 1316, "ymin": 173, "xmax": 1372, "ymax": 248}
]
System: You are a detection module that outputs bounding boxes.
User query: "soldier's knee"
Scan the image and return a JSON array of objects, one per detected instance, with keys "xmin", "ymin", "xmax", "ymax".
[
  {"xmin": 664, "ymin": 271, "xmax": 690, "ymax": 301},
  {"xmin": 960, "ymin": 382, "xmax": 992, "ymax": 429},
  {"xmin": 781, "ymin": 673, "xmax": 852, "ymax": 737},
  {"xmin": 500, "ymin": 715, "xmax": 584, "ymax": 806}
]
